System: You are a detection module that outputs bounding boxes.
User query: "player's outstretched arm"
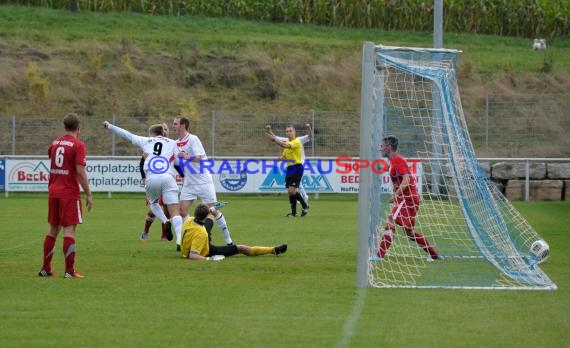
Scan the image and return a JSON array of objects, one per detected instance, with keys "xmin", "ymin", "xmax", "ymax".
[
  {"xmin": 265, "ymin": 124, "xmax": 273, "ymax": 135},
  {"xmin": 103, "ymin": 121, "xmax": 135, "ymax": 143},
  {"xmin": 264, "ymin": 125, "xmax": 291, "ymax": 149},
  {"xmin": 305, "ymin": 123, "xmax": 313, "ymax": 140},
  {"xmin": 265, "ymin": 124, "xmax": 284, "ymax": 141},
  {"xmin": 264, "ymin": 130, "xmax": 276, "ymax": 142}
]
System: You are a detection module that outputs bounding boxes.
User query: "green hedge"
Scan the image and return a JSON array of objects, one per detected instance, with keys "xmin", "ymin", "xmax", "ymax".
[{"xmin": 7, "ymin": 0, "xmax": 570, "ymax": 38}]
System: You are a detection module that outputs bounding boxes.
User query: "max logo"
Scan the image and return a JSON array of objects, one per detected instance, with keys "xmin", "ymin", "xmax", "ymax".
[{"xmin": 259, "ymin": 171, "xmax": 332, "ymax": 192}]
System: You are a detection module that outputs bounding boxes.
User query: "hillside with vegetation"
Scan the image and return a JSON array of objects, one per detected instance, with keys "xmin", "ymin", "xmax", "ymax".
[{"xmin": 0, "ymin": 5, "xmax": 569, "ymax": 156}]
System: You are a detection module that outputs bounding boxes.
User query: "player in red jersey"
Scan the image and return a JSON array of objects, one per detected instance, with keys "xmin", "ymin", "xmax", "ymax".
[
  {"xmin": 38, "ymin": 113, "xmax": 93, "ymax": 279},
  {"xmin": 376, "ymin": 135, "xmax": 440, "ymax": 261}
]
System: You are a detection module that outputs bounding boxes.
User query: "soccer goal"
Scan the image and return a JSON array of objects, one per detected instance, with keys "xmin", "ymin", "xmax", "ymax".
[{"xmin": 356, "ymin": 42, "xmax": 557, "ymax": 290}]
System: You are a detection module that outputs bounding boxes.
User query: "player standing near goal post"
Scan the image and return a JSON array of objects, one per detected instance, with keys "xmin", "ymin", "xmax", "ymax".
[
  {"xmin": 102, "ymin": 121, "xmax": 184, "ymax": 248},
  {"xmin": 265, "ymin": 124, "xmax": 309, "ymax": 217},
  {"xmin": 265, "ymin": 123, "xmax": 312, "ymax": 207},
  {"xmin": 172, "ymin": 116, "xmax": 233, "ymax": 250},
  {"xmin": 374, "ymin": 135, "xmax": 441, "ymax": 261},
  {"xmin": 38, "ymin": 113, "xmax": 93, "ymax": 279}
]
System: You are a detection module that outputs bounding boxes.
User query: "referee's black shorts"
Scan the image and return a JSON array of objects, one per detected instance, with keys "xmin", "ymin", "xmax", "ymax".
[{"xmin": 285, "ymin": 164, "xmax": 304, "ymax": 188}]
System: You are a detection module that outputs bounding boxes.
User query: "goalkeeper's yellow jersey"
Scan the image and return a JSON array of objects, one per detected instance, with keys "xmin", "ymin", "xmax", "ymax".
[
  {"xmin": 282, "ymin": 138, "xmax": 303, "ymax": 165},
  {"xmin": 180, "ymin": 217, "xmax": 210, "ymax": 258}
]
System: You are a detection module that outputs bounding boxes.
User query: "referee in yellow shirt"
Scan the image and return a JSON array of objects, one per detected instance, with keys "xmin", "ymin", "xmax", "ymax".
[{"xmin": 266, "ymin": 124, "xmax": 310, "ymax": 217}]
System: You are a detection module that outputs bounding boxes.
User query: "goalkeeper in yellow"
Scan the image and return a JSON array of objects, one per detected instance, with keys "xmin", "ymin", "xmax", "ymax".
[{"xmin": 180, "ymin": 204, "xmax": 288, "ymax": 260}]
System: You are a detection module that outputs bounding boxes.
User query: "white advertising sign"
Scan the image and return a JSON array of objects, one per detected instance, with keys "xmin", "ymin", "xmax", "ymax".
[
  {"xmin": 206, "ymin": 158, "xmax": 422, "ymax": 194},
  {"xmin": 6, "ymin": 158, "xmax": 145, "ymax": 192},
  {"xmin": 4, "ymin": 157, "xmax": 422, "ymax": 194}
]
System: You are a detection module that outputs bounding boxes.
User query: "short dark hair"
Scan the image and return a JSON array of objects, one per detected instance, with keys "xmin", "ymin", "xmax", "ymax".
[
  {"xmin": 63, "ymin": 113, "xmax": 80, "ymax": 132},
  {"xmin": 194, "ymin": 203, "xmax": 210, "ymax": 223},
  {"xmin": 383, "ymin": 135, "xmax": 399, "ymax": 150},
  {"xmin": 149, "ymin": 124, "xmax": 164, "ymax": 136},
  {"xmin": 178, "ymin": 117, "xmax": 190, "ymax": 130}
]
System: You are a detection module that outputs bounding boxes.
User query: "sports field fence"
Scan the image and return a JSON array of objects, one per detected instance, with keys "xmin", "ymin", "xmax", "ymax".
[{"xmin": 0, "ymin": 93, "xmax": 569, "ymax": 158}]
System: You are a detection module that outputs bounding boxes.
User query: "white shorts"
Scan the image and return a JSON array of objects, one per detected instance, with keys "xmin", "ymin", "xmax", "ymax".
[
  {"xmin": 180, "ymin": 182, "xmax": 217, "ymax": 204},
  {"xmin": 145, "ymin": 174, "xmax": 180, "ymax": 205}
]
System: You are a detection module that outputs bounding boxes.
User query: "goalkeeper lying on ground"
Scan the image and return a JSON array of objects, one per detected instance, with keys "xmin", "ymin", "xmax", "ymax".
[{"xmin": 180, "ymin": 203, "xmax": 288, "ymax": 261}]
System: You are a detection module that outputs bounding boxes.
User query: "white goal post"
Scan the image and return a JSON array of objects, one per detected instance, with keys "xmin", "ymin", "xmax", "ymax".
[{"xmin": 356, "ymin": 42, "xmax": 556, "ymax": 290}]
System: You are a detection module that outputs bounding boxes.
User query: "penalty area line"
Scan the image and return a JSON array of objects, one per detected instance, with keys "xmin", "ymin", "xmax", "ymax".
[
  {"xmin": 335, "ymin": 288, "xmax": 367, "ymax": 348},
  {"xmin": 0, "ymin": 238, "xmax": 41, "ymax": 252}
]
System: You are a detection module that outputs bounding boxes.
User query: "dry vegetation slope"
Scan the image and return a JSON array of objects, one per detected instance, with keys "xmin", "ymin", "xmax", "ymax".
[
  {"xmin": 3, "ymin": 33, "xmax": 567, "ymax": 117},
  {"xmin": 0, "ymin": 36, "xmax": 363, "ymax": 118}
]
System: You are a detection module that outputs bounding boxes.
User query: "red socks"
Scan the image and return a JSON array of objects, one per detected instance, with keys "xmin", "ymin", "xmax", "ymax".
[
  {"xmin": 144, "ymin": 211, "xmax": 155, "ymax": 233},
  {"xmin": 378, "ymin": 228, "xmax": 439, "ymax": 259},
  {"xmin": 63, "ymin": 236, "xmax": 76, "ymax": 274},
  {"xmin": 378, "ymin": 225, "xmax": 395, "ymax": 258},
  {"xmin": 146, "ymin": 209, "xmax": 170, "ymax": 236},
  {"xmin": 42, "ymin": 235, "xmax": 56, "ymax": 272},
  {"xmin": 411, "ymin": 231, "xmax": 439, "ymax": 259},
  {"xmin": 42, "ymin": 235, "xmax": 80, "ymax": 273},
  {"xmin": 378, "ymin": 233, "xmax": 393, "ymax": 259}
]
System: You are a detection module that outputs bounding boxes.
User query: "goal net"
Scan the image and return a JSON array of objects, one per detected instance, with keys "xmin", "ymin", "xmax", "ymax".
[{"xmin": 356, "ymin": 43, "xmax": 556, "ymax": 290}]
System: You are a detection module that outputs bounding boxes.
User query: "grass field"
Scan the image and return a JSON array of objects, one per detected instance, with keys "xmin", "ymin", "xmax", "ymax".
[{"xmin": 1, "ymin": 193, "xmax": 569, "ymax": 347}]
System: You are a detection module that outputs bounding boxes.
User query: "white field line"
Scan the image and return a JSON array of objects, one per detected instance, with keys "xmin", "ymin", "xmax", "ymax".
[
  {"xmin": 0, "ymin": 238, "xmax": 41, "ymax": 252},
  {"xmin": 335, "ymin": 288, "xmax": 367, "ymax": 348}
]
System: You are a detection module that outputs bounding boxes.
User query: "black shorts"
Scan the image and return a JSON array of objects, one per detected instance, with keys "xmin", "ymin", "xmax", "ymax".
[
  {"xmin": 285, "ymin": 164, "xmax": 303, "ymax": 188},
  {"xmin": 209, "ymin": 244, "xmax": 239, "ymax": 257}
]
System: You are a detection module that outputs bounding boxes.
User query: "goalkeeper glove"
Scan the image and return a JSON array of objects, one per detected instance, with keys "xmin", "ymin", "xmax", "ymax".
[{"xmin": 209, "ymin": 201, "xmax": 228, "ymax": 213}]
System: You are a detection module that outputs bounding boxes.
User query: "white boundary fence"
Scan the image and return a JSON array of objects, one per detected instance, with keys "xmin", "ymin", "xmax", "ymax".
[{"xmin": 1, "ymin": 156, "xmax": 568, "ymax": 201}]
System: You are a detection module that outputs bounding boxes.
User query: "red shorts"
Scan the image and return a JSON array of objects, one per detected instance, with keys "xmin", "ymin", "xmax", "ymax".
[
  {"xmin": 389, "ymin": 198, "xmax": 419, "ymax": 229},
  {"xmin": 48, "ymin": 197, "xmax": 83, "ymax": 226}
]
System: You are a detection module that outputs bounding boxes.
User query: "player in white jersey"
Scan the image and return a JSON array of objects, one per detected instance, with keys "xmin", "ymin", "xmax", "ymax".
[
  {"xmin": 172, "ymin": 116, "xmax": 234, "ymax": 248},
  {"xmin": 103, "ymin": 121, "xmax": 184, "ymax": 244},
  {"xmin": 267, "ymin": 123, "xmax": 313, "ymax": 206},
  {"xmin": 140, "ymin": 122, "xmax": 172, "ymax": 242}
]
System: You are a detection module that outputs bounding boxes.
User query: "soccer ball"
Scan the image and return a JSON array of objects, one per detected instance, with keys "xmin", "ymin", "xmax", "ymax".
[{"xmin": 529, "ymin": 239, "xmax": 550, "ymax": 264}]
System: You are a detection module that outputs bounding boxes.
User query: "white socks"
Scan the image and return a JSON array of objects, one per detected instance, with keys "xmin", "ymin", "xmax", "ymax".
[
  {"xmin": 172, "ymin": 215, "xmax": 183, "ymax": 245},
  {"xmin": 149, "ymin": 203, "xmax": 168, "ymax": 224},
  {"xmin": 298, "ymin": 185, "xmax": 308, "ymax": 202},
  {"xmin": 215, "ymin": 212, "xmax": 233, "ymax": 245},
  {"xmin": 150, "ymin": 203, "xmax": 183, "ymax": 245}
]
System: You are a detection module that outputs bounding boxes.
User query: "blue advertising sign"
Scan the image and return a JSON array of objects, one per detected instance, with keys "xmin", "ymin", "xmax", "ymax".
[{"xmin": 0, "ymin": 159, "xmax": 5, "ymax": 192}]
